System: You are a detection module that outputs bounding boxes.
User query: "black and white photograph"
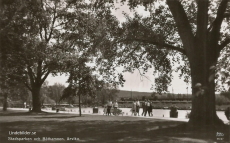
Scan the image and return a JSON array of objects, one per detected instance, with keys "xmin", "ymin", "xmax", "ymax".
[{"xmin": 0, "ymin": 0, "xmax": 229, "ymax": 142}]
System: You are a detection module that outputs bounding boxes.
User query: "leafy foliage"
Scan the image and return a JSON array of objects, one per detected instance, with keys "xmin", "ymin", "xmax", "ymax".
[
  {"xmin": 47, "ymin": 82, "xmax": 66, "ymax": 104},
  {"xmin": 96, "ymin": 82, "xmax": 119, "ymax": 105},
  {"xmin": 92, "ymin": 0, "xmax": 230, "ymax": 94},
  {"xmin": 1, "ymin": 0, "xmax": 118, "ymax": 111}
]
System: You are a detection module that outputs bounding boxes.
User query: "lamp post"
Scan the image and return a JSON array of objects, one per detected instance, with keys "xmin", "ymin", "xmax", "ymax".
[
  {"xmin": 131, "ymin": 89, "xmax": 132, "ymax": 100},
  {"xmin": 186, "ymin": 87, "xmax": 188, "ymax": 101}
]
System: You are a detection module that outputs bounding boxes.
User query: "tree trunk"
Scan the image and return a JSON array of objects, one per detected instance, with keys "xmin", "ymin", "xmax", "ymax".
[
  {"xmin": 188, "ymin": 29, "xmax": 223, "ymax": 126},
  {"xmin": 31, "ymin": 85, "xmax": 42, "ymax": 112},
  {"xmin": 167, "ymin": 0, "xmax": 225, "ymax": 126},
  {"xmin": 189, "ymin": 62, "xmax": 223, "ymax": 126},
  {"xmin": 3, "ymin": 93, "xmax": 8, "ymax": 111},
  {"xmin": 79, "ymin": 93, "xmax": 82, "ymax": 116}
]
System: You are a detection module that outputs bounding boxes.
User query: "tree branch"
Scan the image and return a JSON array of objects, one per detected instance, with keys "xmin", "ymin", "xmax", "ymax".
[
  {"xmin": 27, "ymin": 66, "xmax": 35, "ymax": 87},
  {"xmin": 209, "ymin": 0, "xmax": 228, "ymax": 43},
  {"xmin": 41, "ymin": 67, "xmax": 48, "ymax": 75},
  {"xmin": 166, "ymin": 0, "xmax": 195, "ymax": 57},
  {"xmin": 117, "ymin": 43, "xmax": 141, "ymax": 64},
  {"xmin": 47, "ymin": 2, "xmax": 57, "ymax": 41},
  {"xmin": 39, "ymin": 26, "xmax": 43, "ymax": 40},
  {"xmin": 23, "ymin": 82, "xmax": 32, "ymax": 91},
  {"xmin": 41, "ymin": 70, "xmax": 50, "ymax": 84},
  {"xmin": 37, "ymin": 60, "xmax": 43, "ymax": 83},
  {"xmin": 44, "ymin": 22, "xmax": 48, "ymax": 42},
  {"xmin": 137, "ymin": 68, "xmax": 152, "ymax": 82},
  {"xmin": 208, "ymin": 0, "xmax": 229, "ymax": 33},
  {"xmin": 129, "ymin": 37, "xmax": 186, "ymax": 55},
  {"xmin": 224, "ymin": 13, "xmax": 230, "ymax": 19},
  {"xmin": 219, "ymin": 38, "xmax": 230, "ymax": 51}
]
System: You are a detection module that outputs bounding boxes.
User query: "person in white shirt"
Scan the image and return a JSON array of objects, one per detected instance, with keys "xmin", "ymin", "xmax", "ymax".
[
  {"xmin": 114, "ymin": 100, "xmax": 118, "ymax": 116},
  {"xmin": 103, "ymin": 104, "xmax": 107, "ymax": 115},
  {"xmin": 131, "ymin": 100, "xmax": 137, "ymax": 116}
]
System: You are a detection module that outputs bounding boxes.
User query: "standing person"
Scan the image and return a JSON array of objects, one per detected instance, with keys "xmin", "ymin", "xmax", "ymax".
[
  {"xmin": 114, "ymin": 100, "xmax": 118, "ymax": 116},
  {"xmin": 103, "ymin": 104, "xmax": 107, "ymax": 115},
  {"xmin": 149, "ymin": 101, "xmax": 153, "ymax": 116},
  {"xmin": 145, "ymin": 100, "xmax": 151, "ymax": 116},
  {"xmin": 24, "ymin": 102, "xmax": 27, "ymax": 108},
  {"xmin": 107, "ymin": 100, "xmax": 112, "ymax": 116},
  {"xmin": 136, "ymin": 100, "xmax": 140, "ymax": 116},
  {"xmin": 142, "ymin": 100, "xmax": 146, "ymax": 116},
  {"xmin": 131, "ymin": 100, "xmax": 136, "ymax": 116}
]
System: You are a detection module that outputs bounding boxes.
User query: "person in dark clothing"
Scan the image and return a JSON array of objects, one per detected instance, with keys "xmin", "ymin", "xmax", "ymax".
[
  {"xmin": 107, "ymin": 101, "xmax": 112, "ymax": 116},
  {"xmin": 145, "ymin": 100, "xmax": 151, "ymax": 117},
  {"xmin": 142, "ymin": 100, "xmax": 146, "ymax": 116},
  {"xmin": 136, "ymin": 100, "xmax": 140, "ymax": 116},
  {"xmin": 149, "ymin": 101, "xmax": 153, "ymax": 116}
]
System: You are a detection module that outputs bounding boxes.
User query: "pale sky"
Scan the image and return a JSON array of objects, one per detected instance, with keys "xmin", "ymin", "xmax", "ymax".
[
  {"xmin": 47, "ymin": 1, "xmax": 192, "ymax": 94},
  {"xmin": 47, "ymin": 69, "xmax": 191, "ymax": 94}
]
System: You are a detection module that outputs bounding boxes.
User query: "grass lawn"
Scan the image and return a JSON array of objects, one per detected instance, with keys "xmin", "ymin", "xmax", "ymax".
[{"xmin": 0, "ymin": 109, "xmax": 229, "ymax": 143}]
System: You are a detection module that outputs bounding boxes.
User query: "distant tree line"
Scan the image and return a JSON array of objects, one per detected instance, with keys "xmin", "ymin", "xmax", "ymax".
[{"xmin": 120, "ymin": 92, "xmax": 230, "ymax": 106}]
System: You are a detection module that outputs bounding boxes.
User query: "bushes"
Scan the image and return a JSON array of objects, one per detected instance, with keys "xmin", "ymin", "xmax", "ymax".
[
  {"xmin": 216, "ymin": 95, "xmax": 230, "ymax": 106},
  {"xmin": 170, "ymin": 106, "xmax": 178, "ymax": 118}
]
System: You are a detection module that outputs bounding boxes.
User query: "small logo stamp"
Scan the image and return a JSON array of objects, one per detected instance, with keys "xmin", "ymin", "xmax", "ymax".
[{"xmin": 216, "ymin": 132, "xmax": 224, "ymax": 141}]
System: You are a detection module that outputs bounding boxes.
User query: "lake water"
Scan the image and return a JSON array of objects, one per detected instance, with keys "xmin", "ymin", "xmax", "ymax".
[{"xmin": 45, "ymin": 107, "xmax": 228, "ymax": 123}]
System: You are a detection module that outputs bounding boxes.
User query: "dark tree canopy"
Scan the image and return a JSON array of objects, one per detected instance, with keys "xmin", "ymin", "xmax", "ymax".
[
  {"xmin": 87, "ymin": 0, "xmax": 230, "ymax": 126},
  {"xmin": 0, "ymin": 0, "xmax": 119, "ymax": 112}
]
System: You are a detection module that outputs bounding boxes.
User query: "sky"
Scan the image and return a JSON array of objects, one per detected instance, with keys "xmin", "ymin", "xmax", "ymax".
[
  {"xmin": 47, "ymin": 69, "xmax": 191, "ymax": 94},
  {"xmin": 47, "ymin": 1, "xmax": 192, "ymax": 94}
]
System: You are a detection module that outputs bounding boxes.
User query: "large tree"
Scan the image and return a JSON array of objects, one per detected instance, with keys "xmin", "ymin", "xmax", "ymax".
[
  {"xmin": 0, "ymin": 0, "xmax": 98, "ymax": 112},
  {"xmin": 57, "ymin": 0, "xmax": 125, "ymax": 115},
  {"xmin": 0, "ymin": 0, "xmax": 58, "ymax": 112},
  {"xmin": 0, "ymin": 0, "xmax": 27, "ymax": 111},
  {"xmin": 91, "ymin": 0, "xmax": 230, "ymax": 126},
  {"xmin": 60, "ymin": 58, "xmax": 99, "ymax": 116}
]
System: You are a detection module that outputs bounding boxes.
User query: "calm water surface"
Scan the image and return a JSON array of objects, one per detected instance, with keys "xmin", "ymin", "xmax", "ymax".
[{"xmin": 55, "ymin": 107, "xmax": 228, "ymax": 123}]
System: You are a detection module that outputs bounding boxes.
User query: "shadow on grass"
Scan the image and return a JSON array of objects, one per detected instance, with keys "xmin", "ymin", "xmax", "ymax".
[
  {"xmin": 149, "ymin": 123, "xmax": 229, "ymax": 142},
  {"xmin": 0, "ymin": 111, "xmax": 51, "ymax": 116},
  {"xmin": 1, "ymin": 119, "xmax": 229, "ymax": 143},
  {"xmin": 37, "ymin": 116, "xmax": 82, "ymax": 119},
  {"xmin": 0, "ymin": 112, "xmax": 85, "ymax": 119},
  {"xmin": 0, "ymin": 111, "xmax": 229, "ymax": 142}
]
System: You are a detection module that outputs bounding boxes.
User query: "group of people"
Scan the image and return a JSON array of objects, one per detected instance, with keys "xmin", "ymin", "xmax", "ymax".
[
  {"xmin": 104, "ymin": 100, "xmax": 119, "ymax": 116},
  {"xmin": 131, "ymin": 99, "xmax": 153, "ymax": 116},
  {"xmin": 131, "ymin": 100, "xmax": 140, "ymax": 116},
  {"xmin": 103, "ymin": 99, "xmax": 154, "ymax": 117}
]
